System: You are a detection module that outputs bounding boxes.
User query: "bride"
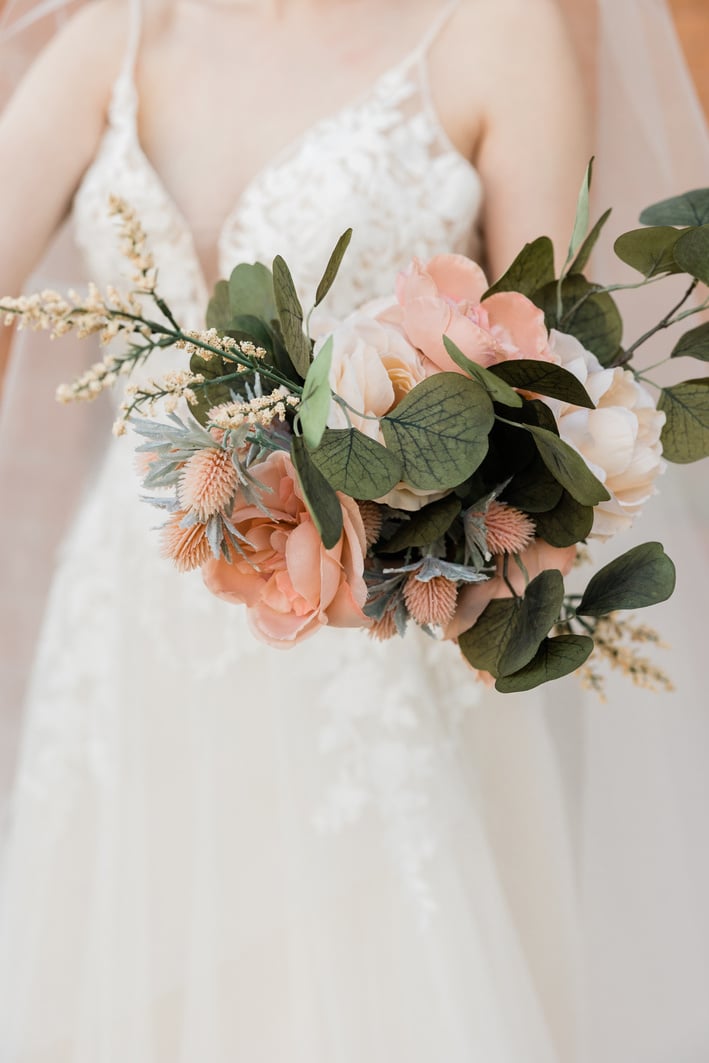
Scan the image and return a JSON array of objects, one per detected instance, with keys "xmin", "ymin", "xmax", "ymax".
[{"xmin": 0, "ymin": 0, "xmax": 708, "ymax": 1059}]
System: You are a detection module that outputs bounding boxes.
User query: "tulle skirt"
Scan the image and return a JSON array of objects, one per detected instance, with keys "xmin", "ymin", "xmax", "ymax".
[{"xmin": 0, "ymin": 437, "xmax": 707, "ymax": 1062}]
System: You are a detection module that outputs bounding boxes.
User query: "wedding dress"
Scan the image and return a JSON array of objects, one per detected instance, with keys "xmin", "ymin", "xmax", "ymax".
[{"xmin": 0, "ymin": 1, "xmax": 708, "ymax": 1061}]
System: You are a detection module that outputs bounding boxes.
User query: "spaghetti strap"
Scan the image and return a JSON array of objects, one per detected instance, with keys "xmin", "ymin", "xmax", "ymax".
[
  {"xmin": 414, "ymin": 0, "xmax": 460, "ymax": 59},
  {"xmin": 107, "ymin": 0, "xmax": 143, "ymax": 126}
]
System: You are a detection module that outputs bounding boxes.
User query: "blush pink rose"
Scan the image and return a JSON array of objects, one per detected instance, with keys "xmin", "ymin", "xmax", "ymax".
[
  {"xmin": 202, "ymin": 450, "xmax": 369, "ymax": 648},
  {"xmin": 379, "ymin": 254, "xmax": 556, "ymax": 374},
  {"xmin": 446, "ymin": 539, "xmax": 577, "ymax": 641}
]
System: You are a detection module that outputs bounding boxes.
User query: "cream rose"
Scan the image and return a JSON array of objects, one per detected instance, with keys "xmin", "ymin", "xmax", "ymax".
[{"xmin": 545, "ymin": 330, "xmax": 666, "ymax": 541}]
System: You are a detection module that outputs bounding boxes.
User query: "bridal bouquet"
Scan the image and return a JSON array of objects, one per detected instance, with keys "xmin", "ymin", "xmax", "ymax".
[{"xmin": 3, "ymin": 167, "xmax": 708, "ymax": 692}]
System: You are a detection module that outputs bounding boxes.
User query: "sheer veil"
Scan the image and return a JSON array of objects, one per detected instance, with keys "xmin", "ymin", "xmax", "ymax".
[{"xmin": 0, "ymin": 0, "xmax": 708, "ymax": 1054}]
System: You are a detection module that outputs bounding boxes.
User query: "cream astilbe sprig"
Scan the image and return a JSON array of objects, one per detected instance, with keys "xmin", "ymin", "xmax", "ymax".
[
  {"xmin": 574, "ymin": 613, "xmax": 674, "ymax": 701},
  {"xmin": 208, "ymin": 386, "xmax": 301, "ymax": 431},
  {"xmin": 108, "ymin": 194, "xmax": 157, "ymax": 293}
]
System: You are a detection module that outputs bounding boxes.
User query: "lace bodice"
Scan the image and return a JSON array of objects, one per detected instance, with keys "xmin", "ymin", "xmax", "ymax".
[{"xmin": 72, "ymin": 0, "xmax": 483, "ymax": 328}]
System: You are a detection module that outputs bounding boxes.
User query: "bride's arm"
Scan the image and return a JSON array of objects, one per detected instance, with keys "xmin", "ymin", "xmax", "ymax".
[
  {"xmin": 442, "ymin": 0, "xmax": 592, "ymax": 280},
  {"xmin": 0, "ymin": 0, "xmax": 126, "ymax": 393}
]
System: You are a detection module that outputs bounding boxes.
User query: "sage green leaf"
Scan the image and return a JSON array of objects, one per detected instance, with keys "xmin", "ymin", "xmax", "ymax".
[
  {"xmin": 381, "ymin": 374, "xmax": 494, "ymax": 491},
  {"xmin": 501, "ymin": 419, "xmax": 610, "ymax": 505},
  {"xmin": 272, "ymin": 255, "xmax": 311, "ymax": 379},
  {"xmin": 533, "ymin": 490, "xmax": 594, "ymax": 547},
  {"xmin": 482, "ymin": 236, "xmax": 555, "ymax": 299},
  {"xmin": 291, "ymin": 435, "xmax": 343, "ymax": 549},
  {"xmin": 489, "ymin": 359, "xmax": 595, "ymax": 409},
  {"xmin": 495, "ymin": 635, "xmax": 594, "ymax": 692},
  {"xmin": 658, "ymin": 378, "xmax": 709, "ymax": 462},
  {"xmin": 577, "ymin": 541, "xmax": 676, "ymax": 616},
  {"xmin": 570, "ymin": 208, "xmax": 612, "ymax": 275},
  {"xmin": 228, "ymin": 262, "xmax": 278, "ymax": 322},
  {"xmin": 443, "ymin": 336, "xmax": 522, "ymax": 407},
  {"xmin": 639, "ymin": 188, "xmax": 709, "ymax": 227},
  {"xmin": 503, "ymin": 456, "xmax": 564, "ymax": 513},
  {"xmin": 671, "ymin": 322, "xmax": 709, "ymax": 362},
  {"xmin": 188, "ymin": 352, "xmax": 232, "ymax": 427},
  {"xmin": 383, "ymin": 495, "xmax": 461, "ymax": 551},
  {"xmin": 314, "ymin": 229, "xmax": 353, "ymax": 307},
  {"xmin": 614, "ymin": 226, "xmax": 685, "ymax": 277},
  {"xmin": 535, "ymin": 275, "xmax": 623, "ymax": 367},
  {"xmin": 673, "ymin": 225, "xmax": 709, "ymax": 285},
  {"xmin": 566, "ymin": 158, "xmax": 594, "ymax": 263},
  {"xmin": 311, "ymin": 428, "xmax": 403, "ymax": 499},
  {"xmin": 299, "ymin": 337, "xmax": 333, "ymax": 449},
  {"xmin": 206, "ymin": 280, "xmax": 232, "ymax": 331},
  {"xmin": 458, "ymin": 569, "xmax": 565, "ymax": 678}
]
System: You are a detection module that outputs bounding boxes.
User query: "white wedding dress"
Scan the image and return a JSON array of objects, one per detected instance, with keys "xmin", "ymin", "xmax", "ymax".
[{"xmin": 1, "ymin": 2, "xmax": 709, "ymax": 1060}]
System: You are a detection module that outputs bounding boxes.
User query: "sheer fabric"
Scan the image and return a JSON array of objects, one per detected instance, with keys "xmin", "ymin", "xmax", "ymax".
[{"xmin": 0, "ymin": 1, "xmax": 708, "ymax": 1060}]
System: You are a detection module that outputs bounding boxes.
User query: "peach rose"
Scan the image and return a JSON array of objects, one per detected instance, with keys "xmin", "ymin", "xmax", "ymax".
[
  {"xmin": 544, "ymin": 330, "xmax": 666, "ymax": 541},
  {"xmin": 379, "ymin": 254, "xmax": 556, "ymax": 374},
  {"xmin": 446, "ymin": 539, "xmax": 577, "ymax": 641},
  {"xmin": 202, "ymin": 450, "xmax": 369, "ymax": 647}
]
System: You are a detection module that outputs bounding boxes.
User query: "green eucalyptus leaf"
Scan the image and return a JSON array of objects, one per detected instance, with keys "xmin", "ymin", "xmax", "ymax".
[
  {"xmin": 533, "ymin": 490, "xmax": 594, "ymax": 547},
  {"xmin": 381, "ymin": 374, "xmax": 494, "ymax": 491},
  {"xmin": 299, "ymin": 336, "xmax": 333, "ymax": 449},
  {"xmin": 535, "ymin": 275, "xmax": 623, "ymax": 367},
  {"xmin": 503, "ymin": 420, "xmax": 610, "ymax": 505},
  {"xmin": 489, "ymin": 359, "xmax": 595, "ymax": 409},
  {"xmin": 566, "ymin": 158, "xmax": 594, "ymax": 263},
  {"xmin": 443, "ymin": 336, "xmax": 522, "ymax": 407},
  {"xmin": 315, "ymin": 229, "xmax": 353, "ymax": 307},
  {"xmin": 206, "ymin": 280, "xmax": 232, "ymax": 331},
  {"xmin": 228, "ymin": 262, "xmax": 278, "ymax": 322},
  {"xmin": 290, "ymin": 435, "xmax": 343, "ymax": 549},
  {"xmin": 310, "ymin": 428, "xmax": 403, "ymax": 500},
  {"xmin": 272, "ymin": 255, "xmax": 312, "ymax": 379},
  {"xmin": 577, "ymin": 541, "xmax": 676, "ymax": 616},
  {"xmin": 671, "ymin": 322, "xmax": 709, "ymax": 362},
  {"xmin": 482, "ymin": 236, "xmax": 555, "ymax": 299},
  {"xmin": 639, "ymin": 188, "xmax": 709, "ymax": 227},
  {"xmin": 502, "ymin": 455, "xmax": 564, "ymax": 513},
  {"xmin": 495, "ymin": 635, "xmax": 594, "ymax": 692},
  {"xmin": 658, "ymin": 378, "xmax": 709, "ymax": 462},
  {"xmin": 458, "ymin": 569, "xmax": 565, "ymax": 678},
  {"xmin": 673, "ymin": 225, "xmax": 709, "ymax": 285},
  {"xmin": 570, "ymin": 208, "xmax": 612, "ymax": 275},
  {"xmin": 382, "ymin": 495, "xmax": 461, "ymax": 551},
  {"xmin": 225, "ymin": 314, "xmax": 277, "ymax": 352},
  {"xmin": 614, "ymin": 226, "xmax": 686, "ymax": 277}
]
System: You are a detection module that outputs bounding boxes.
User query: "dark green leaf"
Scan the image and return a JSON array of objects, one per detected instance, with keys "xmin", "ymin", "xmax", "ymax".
[
  {"xmin": 502, "ymin": 420, "xmax": 610, "ymax": 505},
  {"xmin": 614, "ymin": 226, "xmax": 686, "ymax": 277},
  {"xmin": 658, "ymin": 378, "xmax": 709, "ymax": 462},
  {"xmin": 671, "ymin": 322, "xmax": 709, "ymax": 362},
  {"xmin": 381, "ymin": 374, "xmax": 494, "ymax": 490},
  {"xmin": 577, "ymin": 541, "xmax": 676, "ymax": 616},
  {"xmin": 315, "ymin": 229, "xmax": 353, "ymax": 307},
  {"xmin": 535, "ymin": 275, "xmax": 623, "ymax": 368},
  {"xmin": 502, "ymin": 455, "xmax": 564, "ymax": 513},
  {"xmin": 290, "ymin": 435, "xmax": 343, "ymax": 549},
  {"xmin": 489, "ymin": 359, "xmax": 595, "ymax": 409},
  {"xmin": 382, "ymin": 495, "xmax": 461, "ymax": 551},
  {"xmin": 639, "ymin": 188, "xmax": 709, "ymax": 227},
  {"xmin": 482, "ymin": 236, "xmax": 555, "ymax": 299},
  {"xmin": 533, "ymin": 490, "xmax": 594, "ymax": 547},
  {"xmin": 228, "ymin": 262, "xmax": 278, "ymax": 322},
  {"xmin": 458, "ymin": 569, "xmax": 565, "ymax": 677},
  {"xmin": 188, "ymin": 351, "xmax": 233, "ymax": 427},
  {"xmin": 443, "ymin": 336, "xmax": 522, "ymax": 407},
  {"xmin": 206, "ymin": 280, "xmax": 232, "ymax": 331},
  {"xmin": 272, "ymin": 255, "xmax": 311, "ymax": 379},
  {"xmin": 495, "ymin": 635, "xmax": 594, "ymax": 692},
  {"xmin": 310, "ymin": 428, "xmax": 403, "ymax": 500},
  {"xmin": 570, "ymin": 208, "xmax": 612, "ymax": 275},
  {"xmin": 299, "ymin": 337, "xmax": 333, "ymax": 449},
  {"xmin": 225, "ymin": 314, "xmax": 277, "ymax": 352},
  {"xmin": 673, "ymin": 225, "xmax": 709, "ymax": 285}
]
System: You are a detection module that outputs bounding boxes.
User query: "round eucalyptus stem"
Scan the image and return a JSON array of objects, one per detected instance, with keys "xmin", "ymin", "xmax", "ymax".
[{"xmin": 615, "ymin": 278, "xmax": 699, "ymax": 365}]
